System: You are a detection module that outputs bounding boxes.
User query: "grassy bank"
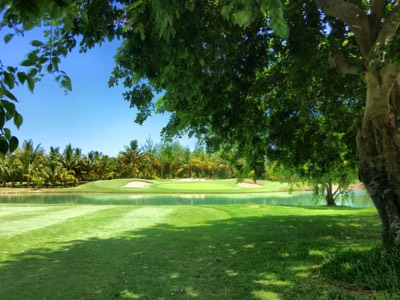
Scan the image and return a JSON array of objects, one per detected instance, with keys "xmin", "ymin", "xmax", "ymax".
[{"xmin": 0, "ymin": 203, "xmax": 391, "ymax": 299}]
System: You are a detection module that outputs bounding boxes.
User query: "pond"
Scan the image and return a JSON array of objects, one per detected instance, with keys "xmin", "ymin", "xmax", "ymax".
[{"xmin": 0, "ymin": 190, "xmax": 374, "ymax": 208}]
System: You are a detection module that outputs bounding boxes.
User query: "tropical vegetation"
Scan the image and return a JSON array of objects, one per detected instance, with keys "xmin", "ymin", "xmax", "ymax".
[{"xmin": 0, "ymin": 138, "xmax": 270, "ymax": 188}]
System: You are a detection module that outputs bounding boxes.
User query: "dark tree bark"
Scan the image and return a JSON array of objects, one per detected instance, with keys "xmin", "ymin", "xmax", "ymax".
[{"xmin": 358, "ymin": 73, "xmax": 400, "ymax": 247}]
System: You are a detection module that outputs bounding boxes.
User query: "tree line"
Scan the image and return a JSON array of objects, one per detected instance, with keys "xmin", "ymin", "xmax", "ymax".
[{"xmin": 0, "ymin": 138, "xmax": 282, "ymax": 188}]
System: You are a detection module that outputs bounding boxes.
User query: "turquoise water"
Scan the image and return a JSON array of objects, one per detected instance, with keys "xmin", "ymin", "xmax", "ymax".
[{"xmin": 0, "ymin": 191, "xmax": 374, "ymax": 207}]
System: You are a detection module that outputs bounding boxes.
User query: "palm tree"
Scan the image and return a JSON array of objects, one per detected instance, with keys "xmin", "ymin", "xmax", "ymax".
[
  {"xmin": 155, "ymin": 145, "xmax": 171, "ymax": 179},
  {"xmin": 59, "ymin": 169, "xmax": 78, "ymax": 187},
  {"xmin": 117, "ymin": 140, "xmax": 143, "ymax": 178},
  {"xmin": 97, "ymin": 155, "xmax": 116, "ymax": 180},
  {"xmin": 60, "ymin": 144, "xmax": 81, "ymax": 185},
  {"xmin": 15, "ymin": 140, "xmax": 44, "ymax": 188},
  {"xmin": 177, "ymin": 148, "xmax": 197, "ymax": 178},
  {"xmin": 81, "ymin": 151, "xmax": 100, "ymax": 182},
  {"xmin": 44, "ymin": 147, "xmax": 63, "ymax": 188},
  {"xmin": 0, "ymin": 154, "xmax": 22, "ymax": 187}
]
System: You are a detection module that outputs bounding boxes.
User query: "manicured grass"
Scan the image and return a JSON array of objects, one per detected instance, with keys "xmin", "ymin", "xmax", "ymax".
[
  {"xmin": 71, "ymin": 178, "xmax": 298, "ymax": 194},
  {"xmin": 0, "ymin": 202, "xmax": 393, "ymax": 299}
]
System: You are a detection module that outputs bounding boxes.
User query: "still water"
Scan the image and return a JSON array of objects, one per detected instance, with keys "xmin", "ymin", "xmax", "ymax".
[{"xmin": 0, "ymin": 191, "xmax": 374, "ymax": 208}]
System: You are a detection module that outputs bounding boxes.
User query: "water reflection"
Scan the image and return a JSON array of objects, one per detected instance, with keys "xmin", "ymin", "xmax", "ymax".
[{"xmin": 0, "ymin": 191, "xmax": 374, "ymax": 208}]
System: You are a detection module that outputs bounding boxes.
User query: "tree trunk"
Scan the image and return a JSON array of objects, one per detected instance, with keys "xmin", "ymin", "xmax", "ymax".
[
  {"xmin": 325, "ymin": 178, "xmax": 337, "ymax": 206},
  {"xmin": 357, "ymin": 71, "xmax": 400, "ymax": 247}
]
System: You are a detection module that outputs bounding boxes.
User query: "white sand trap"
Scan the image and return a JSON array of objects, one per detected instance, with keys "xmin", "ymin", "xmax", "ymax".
[
  {"xmin": 123, "ymin": 181, "xmax": 151, "ymax": 188},
  {"xmin": 237, "ymin": 182, "xmax": 263, "ymax": 188}
]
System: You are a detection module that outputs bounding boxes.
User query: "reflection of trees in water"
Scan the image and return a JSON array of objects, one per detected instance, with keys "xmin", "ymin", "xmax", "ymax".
[{"xmin": 0, "ymin": 192, "xmax": 373, "ymax": 207}]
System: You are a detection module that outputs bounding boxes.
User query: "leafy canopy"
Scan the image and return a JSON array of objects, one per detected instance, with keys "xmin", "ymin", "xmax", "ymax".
[{"xmin": 1, "ymin": 1, "xmax": 362, "ymax": 188}]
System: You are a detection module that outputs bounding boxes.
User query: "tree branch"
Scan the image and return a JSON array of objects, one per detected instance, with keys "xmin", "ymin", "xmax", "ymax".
[
  {"xmin": 314, "ymin": 0, "xmax": 371, "ymax": 57},
  {"xmin": 369, "ymin": 0, "xmax": 384, "ymax": 43},
  {"xmin": 368, "ymin": 2, "xmax": 400, "ymax": 60},
  {"xmin": 328, "ymin": 52, "xmax": 359, "ymax": 75}
]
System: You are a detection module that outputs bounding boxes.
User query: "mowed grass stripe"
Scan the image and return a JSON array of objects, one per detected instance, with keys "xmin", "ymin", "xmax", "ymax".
[
  {"xmin": 103, "ymin": 207, "xmax": 174, "ymax": 233},
  {"xmin": 0, "ymin": 206, "xmax": 177, "ymax": 266},
  {"xmin": 0, "ymin": 206, "xmax": 112, "ymax": 238},
  {"xmin": 1, "ymin": 207, "xmax": 177, "ymax": 258},
  {"xmin": 0, "ymin": 205, "xmax": 56, "ymax": 218}
]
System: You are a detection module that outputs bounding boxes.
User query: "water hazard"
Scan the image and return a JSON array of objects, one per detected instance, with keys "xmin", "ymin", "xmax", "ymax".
[{"xmin": 0, "ymin": 191, "xmax": 374, "ymax": 208}]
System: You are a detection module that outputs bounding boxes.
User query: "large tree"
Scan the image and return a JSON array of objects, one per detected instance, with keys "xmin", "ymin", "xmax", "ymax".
[
  {"xmin": 2, "ymin": 0, "xmax": 400, "ymax": 247},
  {"xmin": 109, "ymin": 0, "xmax": 400, "ymax": 247}
]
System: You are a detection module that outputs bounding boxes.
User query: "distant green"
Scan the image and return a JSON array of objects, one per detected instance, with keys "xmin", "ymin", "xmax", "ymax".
[{"xmin": 72, "ymin": 178, "xmax": 297, "ymax": 194}]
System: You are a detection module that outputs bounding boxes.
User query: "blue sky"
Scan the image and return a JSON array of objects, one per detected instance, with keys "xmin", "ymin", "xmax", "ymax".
[{"xmin": 0, "ymin": 29, "xmax": 195, "ymax": 157}]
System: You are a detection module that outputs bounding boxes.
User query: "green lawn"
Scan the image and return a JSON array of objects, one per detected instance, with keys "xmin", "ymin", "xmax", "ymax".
[
  {"xmin": 71, "ymin": 178, "xmax": 299, "ymax": 194},
  {"xmin": 0, "ymin": 202, "xmax": 390, "ymax": 299}
]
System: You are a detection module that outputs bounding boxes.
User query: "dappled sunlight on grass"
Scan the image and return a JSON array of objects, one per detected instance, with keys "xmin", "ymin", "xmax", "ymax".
[
  {"xmin": 252, "ymin": 290, "xmax": 282, "ymax": 299},
  {"xmin": 0, "ymin": 205, "xmax": 384, "ymax": 299}
]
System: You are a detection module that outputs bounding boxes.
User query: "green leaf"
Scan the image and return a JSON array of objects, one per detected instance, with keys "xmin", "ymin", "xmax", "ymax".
[
  {"xmin": 27, "ymin": 77, "xmax": 35, "ymax": 92},
  {"xmin": 221, "ymin": 4, "xmax": 233, "ymax": 21},
  {"xmin": 64, "ymin": 14, "xmax": 75, "ymax": 30},
  {"xmin": 14, "ymin": 112, "xmax": 23, "ymax": 129},
  {"xmin": 269, "ymin": 9, "xmax": 288, "ymax": 39},
  {"xmin": 9, "ymin": 136, "xmax": 19, "ymax": 153},
  {"xmin": 28, "ymin": 50, "xmax": 40, "ymax": 60},
  {"xmin": 52, "ymin": 56, "xmax": 60, "ymax": 71},
  {"xmin": 3, "ymin": 128, "xmax": 11, "ymax": 140},
  {"xmin": 3, "ymin": 89, "xmax": 18, "ymax": 102},
  {"xmin": 49, "ymin": 4, "xmax": 61, "ymax": 19},
  {"xmin": 31, "ymin": 40, "xmax": 44, "ymax": 47},
  {"xmin": 3, "ymin": 72, "xmax": 15, "ymax": 89},
  {"xmin": 29, "ymin": 68, "xmax": 38, "ymax": 77},
  {"xmin": 23, "ymin": 21, "xmax": 39, "ymax": 31},
  {"xmin": 81, "ymin": 10, "xmax": 88, "ymax": 24},
  {"xmin": 5, "ymin": 111, "xmax": 12, "ymax": 121},
  {"xmin": 4, "ymin": 33, "xmax": 14, "ymax": 44},
  {"xmin": 60, "ymin": 75, "xmax": 72, "ymax": 92},
  {"xmin": 0, "ymin": 139, "xmax": 8, "ymax": 155},
  {"xmin": 38, "ymin": 57, "xmax": 49, "ymax": 64},
  {"xmin": 1, "ymin": 100, "xmax": 16, "ymax": 116},
  {"xmin": 17, "ymin": 72, "xmax": 27, "ymax": 84},
  {"xmin": 232, "ymin": 9, "xmax": 253, "ymax": 27},
  {"xmin": 21, "ymin": 59, "xmax": 36, "ymax": 67}
]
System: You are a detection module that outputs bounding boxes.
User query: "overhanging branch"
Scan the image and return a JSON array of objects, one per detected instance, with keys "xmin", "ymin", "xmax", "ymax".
[
  {"xmin": 368, "ymin": 2, "xmax": 400, "ymax": 60},
  {"xmin": 314, "ymin": 0, "xmax": 371, "ymax": 57}
]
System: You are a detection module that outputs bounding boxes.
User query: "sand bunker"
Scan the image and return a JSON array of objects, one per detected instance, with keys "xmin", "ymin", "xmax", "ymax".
[
  {"xmin": 123, "ymin": 181, "xmax": 151, "ymax": 188},
  {"xmin": 237, "ymin": 182, "xmax": 263, "ymax": 188}
]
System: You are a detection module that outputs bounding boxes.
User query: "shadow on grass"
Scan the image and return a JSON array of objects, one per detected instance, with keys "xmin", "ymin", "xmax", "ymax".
[{"xmin": 0, "ymin": 210, "xmax": 382, "ymax": 299}]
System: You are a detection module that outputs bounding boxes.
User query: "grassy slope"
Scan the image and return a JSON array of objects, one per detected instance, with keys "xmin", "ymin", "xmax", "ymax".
[
  {"xmin": 0, "ymin": 203, "xmax": 386, "ymax": 299},
  {"xmin": 72, "ymin": 178, "xmax": 298, "ymax": 194}
]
